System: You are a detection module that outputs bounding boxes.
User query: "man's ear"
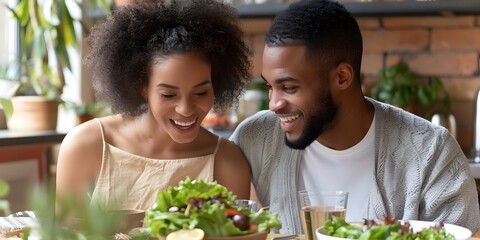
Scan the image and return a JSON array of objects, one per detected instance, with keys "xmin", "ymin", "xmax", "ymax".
[{"xmin": 334, "ymin": 62, "xmax": 354, "ymax": 90}]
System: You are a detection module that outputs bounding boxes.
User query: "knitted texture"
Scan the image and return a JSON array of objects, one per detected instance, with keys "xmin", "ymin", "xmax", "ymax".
[{"xmin": 230, "ymin": 98, "xmax": 480, "ymax": 234}]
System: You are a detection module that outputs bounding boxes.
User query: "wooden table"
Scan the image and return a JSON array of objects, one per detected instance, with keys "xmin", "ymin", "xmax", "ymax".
[
  {"xmin": 267, "ymin": 234, "xmax": 303, "ymax": 239},
  {"xmin": 267, "ymin": 233, "xmax": 480, "ymax": 239}
]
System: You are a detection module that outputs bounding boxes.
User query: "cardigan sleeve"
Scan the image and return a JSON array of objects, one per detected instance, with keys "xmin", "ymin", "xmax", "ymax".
[
  {"xmin": 420, "ymin": 130, "xmax": 480, "ymax": 232},
  {"xmin": 230, "ymin": 110, "xmax": 305, "ymax": 234},
  {"xmin": 229, "ymin": 110, "xmax": 276, "ymax": 205},
  {"xmin": 371, "ymin": 99, "xmax": 480, "ymax": 233}
]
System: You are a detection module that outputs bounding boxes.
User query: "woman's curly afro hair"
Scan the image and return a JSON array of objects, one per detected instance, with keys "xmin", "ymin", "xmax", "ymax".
[{"xmin": 86, "ymin": 0, "xmax": 251, "ymax": 117}]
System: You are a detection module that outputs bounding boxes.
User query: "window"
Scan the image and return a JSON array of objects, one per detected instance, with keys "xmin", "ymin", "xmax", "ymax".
[{"xmin": 0, "ymin": 0, "xmax": 19, "ymax": 71}]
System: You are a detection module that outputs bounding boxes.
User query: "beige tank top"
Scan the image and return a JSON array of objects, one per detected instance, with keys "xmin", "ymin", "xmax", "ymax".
[{"xmin": 90, "ymin": 119, "xmax": 219, "ymax": 211}]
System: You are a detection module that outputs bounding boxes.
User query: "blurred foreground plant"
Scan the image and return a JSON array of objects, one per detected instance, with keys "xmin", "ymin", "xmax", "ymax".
[
  {"xmin": 23, "ymin": 183, "xmax": 123, "ymax": 240},
  {"xmin": 0, "ymin": 179, "xmax": 11, "ymax": 216}
]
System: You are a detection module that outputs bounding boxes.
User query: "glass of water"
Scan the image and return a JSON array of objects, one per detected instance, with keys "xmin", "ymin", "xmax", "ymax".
[
  {"xmin": 234, "ymin": 199, "xmax": 258, "ymax": 212},
  {"xmin": 298, "ymin": 190, "xmax": 348, "ymax": 240}
]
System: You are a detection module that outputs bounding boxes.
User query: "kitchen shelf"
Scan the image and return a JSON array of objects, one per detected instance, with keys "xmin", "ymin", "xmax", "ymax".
[
  {"xmin": 233, "ymin": 0, "xmax": 480, "ymax": 18},
  {"xmin": 86, "ymin": 1, "xmax": 480, "ymax": 19}
]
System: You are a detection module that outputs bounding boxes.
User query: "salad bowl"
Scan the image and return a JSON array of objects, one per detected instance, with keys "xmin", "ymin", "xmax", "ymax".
[
  {"xmin": 316, "ymin": 219, "xmax": 472, "ymax": 240},
  {"xmin": 145, "ymin": 178, "xmax": 280, "ymax": 239},
  {"xmin": 204, "ymin": 230, "xmax": 268, "ymax": 240}
]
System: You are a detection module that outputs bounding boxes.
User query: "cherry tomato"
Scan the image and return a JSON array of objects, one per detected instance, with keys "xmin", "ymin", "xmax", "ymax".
[{"xmin": 226, "ymin": 208, "xmax": 239, "ymax": 217}]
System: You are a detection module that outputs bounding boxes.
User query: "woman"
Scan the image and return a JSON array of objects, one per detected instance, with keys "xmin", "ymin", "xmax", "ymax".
[{"xmin": 56, "ymin": 0, "xmax": 252, "ymax": 211}]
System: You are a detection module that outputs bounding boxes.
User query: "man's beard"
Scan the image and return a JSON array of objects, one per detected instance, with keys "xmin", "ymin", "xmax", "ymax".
[{"xmin": 285, "ymin": 90, "xmax": 337, "ymax": 150}]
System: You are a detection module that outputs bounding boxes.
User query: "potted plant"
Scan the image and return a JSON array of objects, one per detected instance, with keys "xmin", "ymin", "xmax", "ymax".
[
  {"xmin": 1, "ymin": 0, "xmax": 79, "ymax": 131},
  {"xmin": 64, "ymin": 101, "xmax": 111, "ymax": 124},
  {"xmin": 371, "ymin": 62, "xmax": 450, "ymax": 114},
  {"xmin": 3, "ymin": 0, "xmax": 112, "ymax": 131},
  {"xmin": 371, "ymin": 62, "xmax": 456, "ymax": 137},
  {"xmin": 0, "ymin": 63, "xmax": 20, "ymax": 129}
]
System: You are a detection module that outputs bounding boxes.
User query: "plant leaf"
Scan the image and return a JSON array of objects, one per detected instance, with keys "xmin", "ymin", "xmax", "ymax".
[
  {"xmin": 0, "ymin": 98, "xmax": 13, "ymax": 120},
  {"xmin": 0, "ymin": 179, "xmax": 10, "ymax": 197},
  {"xmin": 13, "ymin": 0, "xmax": 30, "ymax": 26},
  {"xmin": 54, "ymin": 30, "xmax": 72, "ymax": 70},
  {"xmin": 58, "ymin": 0, "xmax": 77, "ymax": 47}
]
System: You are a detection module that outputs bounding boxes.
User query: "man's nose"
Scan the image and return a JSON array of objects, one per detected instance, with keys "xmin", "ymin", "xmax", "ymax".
[{"xmin": 268, "ymin": 91, "xmax": 286, "ymax": 111}]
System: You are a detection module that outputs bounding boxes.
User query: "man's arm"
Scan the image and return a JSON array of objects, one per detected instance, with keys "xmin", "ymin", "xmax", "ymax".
[{"xmin": 421, "ymin": 133, "xmax": 480, "ymax": 233}]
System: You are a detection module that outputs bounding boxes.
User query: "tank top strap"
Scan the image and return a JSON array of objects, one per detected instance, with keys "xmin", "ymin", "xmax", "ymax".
[
  {"xmin": 95, "ymin": 118, "xmax": 106, "ymax": 143},
  {"xmin": 213, "ymin": 136, "xmax": 222, "ymax": 156}
]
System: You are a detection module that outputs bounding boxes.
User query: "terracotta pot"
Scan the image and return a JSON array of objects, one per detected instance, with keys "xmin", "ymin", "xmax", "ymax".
[
  {"xmin": 403, "ymin": 103, "xmax": 414, "ymax": 113},
  {"xmin": 8, "ymin": 96, "xmax": 59, "ymax": 131},
  {"xmin": 0, "ymin": 109, "xmax": 6, "ymax": 129},
  {"xmin": 77, "ymin": 114, "xmax": 94, "ymax": 125}
]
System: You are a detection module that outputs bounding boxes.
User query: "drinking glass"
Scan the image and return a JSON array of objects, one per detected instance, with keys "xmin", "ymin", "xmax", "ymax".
[
  {"xmin": 234, "ymin": 199, "xmax": 258, "ymax": 212},
  {"xmin": 298, "ymin": 190, "xmax": 348, "ymax": 240}
]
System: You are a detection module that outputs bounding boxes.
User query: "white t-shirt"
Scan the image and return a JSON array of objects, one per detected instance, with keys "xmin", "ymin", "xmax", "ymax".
[{"xmin": 298, "ymin": 116, "xmax": 375, "ymax": 221}]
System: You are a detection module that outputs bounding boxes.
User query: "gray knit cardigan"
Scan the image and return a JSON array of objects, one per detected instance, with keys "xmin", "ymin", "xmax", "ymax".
[{"xmin": 230, "ymin": 98, "xmax": 480, "ymax": 234}]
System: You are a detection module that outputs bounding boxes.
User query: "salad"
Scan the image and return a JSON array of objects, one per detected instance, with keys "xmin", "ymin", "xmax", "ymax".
[
  {"xmin": 320, "ymin": 216, "xmax": 455, "ymax": 240},
  {"xmin": 144, "ymin": 178, "xmax": 281, "ymax": 238}
]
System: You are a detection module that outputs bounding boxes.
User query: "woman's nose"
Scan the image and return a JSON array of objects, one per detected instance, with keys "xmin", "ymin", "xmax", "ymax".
[{"xmin": 176, "ymin": 98, "xmax": 195, "ymax": 116}]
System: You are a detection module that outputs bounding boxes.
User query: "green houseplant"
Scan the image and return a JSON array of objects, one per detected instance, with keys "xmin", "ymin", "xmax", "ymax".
[
  {"xmin": 2, "ymin": 0, "xmax": 81, "ymax": 131},
  {"xmin": 9, "ymin": 0, "xmax": 79, "ymax": 99},
  {"xmin": 0, "ymin": 63, "xmax": 20, "ymax": 129},
  {"xmin": 64, "ymin": 101, "xmax": 111, "ymax": 124},
  {"xmin": 371, "ymin": 62, "xmax": 450, "ymax": 114},
  {"xmin": 371, "ymin": 62, "xmax": 456, "ymax": 138},
  {"xmin": 3, "ymin": 0, "xmax": 112, "ymax": 131}
]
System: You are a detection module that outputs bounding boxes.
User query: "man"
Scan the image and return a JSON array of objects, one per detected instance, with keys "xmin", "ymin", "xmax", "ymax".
[{"xmin": 230, "ymin": 0, "xmax": 480, "ymax": 234}]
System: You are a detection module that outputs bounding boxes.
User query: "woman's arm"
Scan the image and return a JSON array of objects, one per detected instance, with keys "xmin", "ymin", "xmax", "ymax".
[
  {"xmin": 214, "ymin": 139, "xmax": 252, "ymax": 199},
  {"xmin": 55, "ymin": 120, "xmax": 103, "ymax": 207}
]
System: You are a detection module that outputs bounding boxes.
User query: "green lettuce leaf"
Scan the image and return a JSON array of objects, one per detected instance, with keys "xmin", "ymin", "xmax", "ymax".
[{"xmin": 145, "ymin": 177, "xmax": 281, "ymax": 237}]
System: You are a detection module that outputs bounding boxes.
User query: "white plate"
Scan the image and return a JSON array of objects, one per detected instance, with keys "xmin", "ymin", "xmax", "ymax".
[{"xmin": 316, "ymin": 220, "xmax": 472, "ymax": 240}]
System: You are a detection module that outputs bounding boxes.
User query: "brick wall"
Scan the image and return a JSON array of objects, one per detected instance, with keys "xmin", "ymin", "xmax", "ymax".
[{"xmin": 240, "ymin": 15, "xmax": 480, "ymax": 154}]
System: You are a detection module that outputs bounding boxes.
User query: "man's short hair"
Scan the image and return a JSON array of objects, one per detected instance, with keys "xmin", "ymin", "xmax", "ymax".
[{"xmin": 266, "ymin": 0, "xmax": 363, "ymax": 80}]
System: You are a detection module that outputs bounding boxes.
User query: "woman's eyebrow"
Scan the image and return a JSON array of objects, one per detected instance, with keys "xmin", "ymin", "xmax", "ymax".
[
  {"xmin": 156, "ymin": 80, "xmax": 211, "ymax": 89},
  {"xmin": 193, "ymin": 80, "xmax": 212, "ymax": 88}
]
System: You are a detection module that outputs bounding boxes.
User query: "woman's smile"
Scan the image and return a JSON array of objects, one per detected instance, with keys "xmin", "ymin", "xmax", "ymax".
[{"xmin": 170, "ymin": 118, "xmax": 197, "ymax": 130}]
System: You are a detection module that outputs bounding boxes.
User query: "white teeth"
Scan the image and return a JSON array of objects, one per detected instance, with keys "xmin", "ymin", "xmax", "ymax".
[
  {"xmin": 279, "ymin": 114, "xmax": 300, "ymax": 123},
  {"xmin": 173, "ymin": 119, "xmax": 196, "ymax": 127}
]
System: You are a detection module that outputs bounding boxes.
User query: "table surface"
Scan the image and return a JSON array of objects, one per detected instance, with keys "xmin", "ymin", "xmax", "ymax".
[
  {"xmin": 267, "ymin": 233, "xmax": 480, "ymax": 239},
  {"xmin": 0, "ymin": 130, "xmax": 66, "ymax": 147}
]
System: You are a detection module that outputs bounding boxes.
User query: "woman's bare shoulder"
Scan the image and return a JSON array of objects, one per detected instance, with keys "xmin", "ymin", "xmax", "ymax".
[
  {"xmin": 63, "ymin": 119, "xmax": 102, "ymax": 145},
  {"xmin": 62, "ymin": 116, "xmax": 121, "ymax": 145},
  {"xmin": 56, "ymin": 118, "xmax": 107, "ymax": 197}
]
